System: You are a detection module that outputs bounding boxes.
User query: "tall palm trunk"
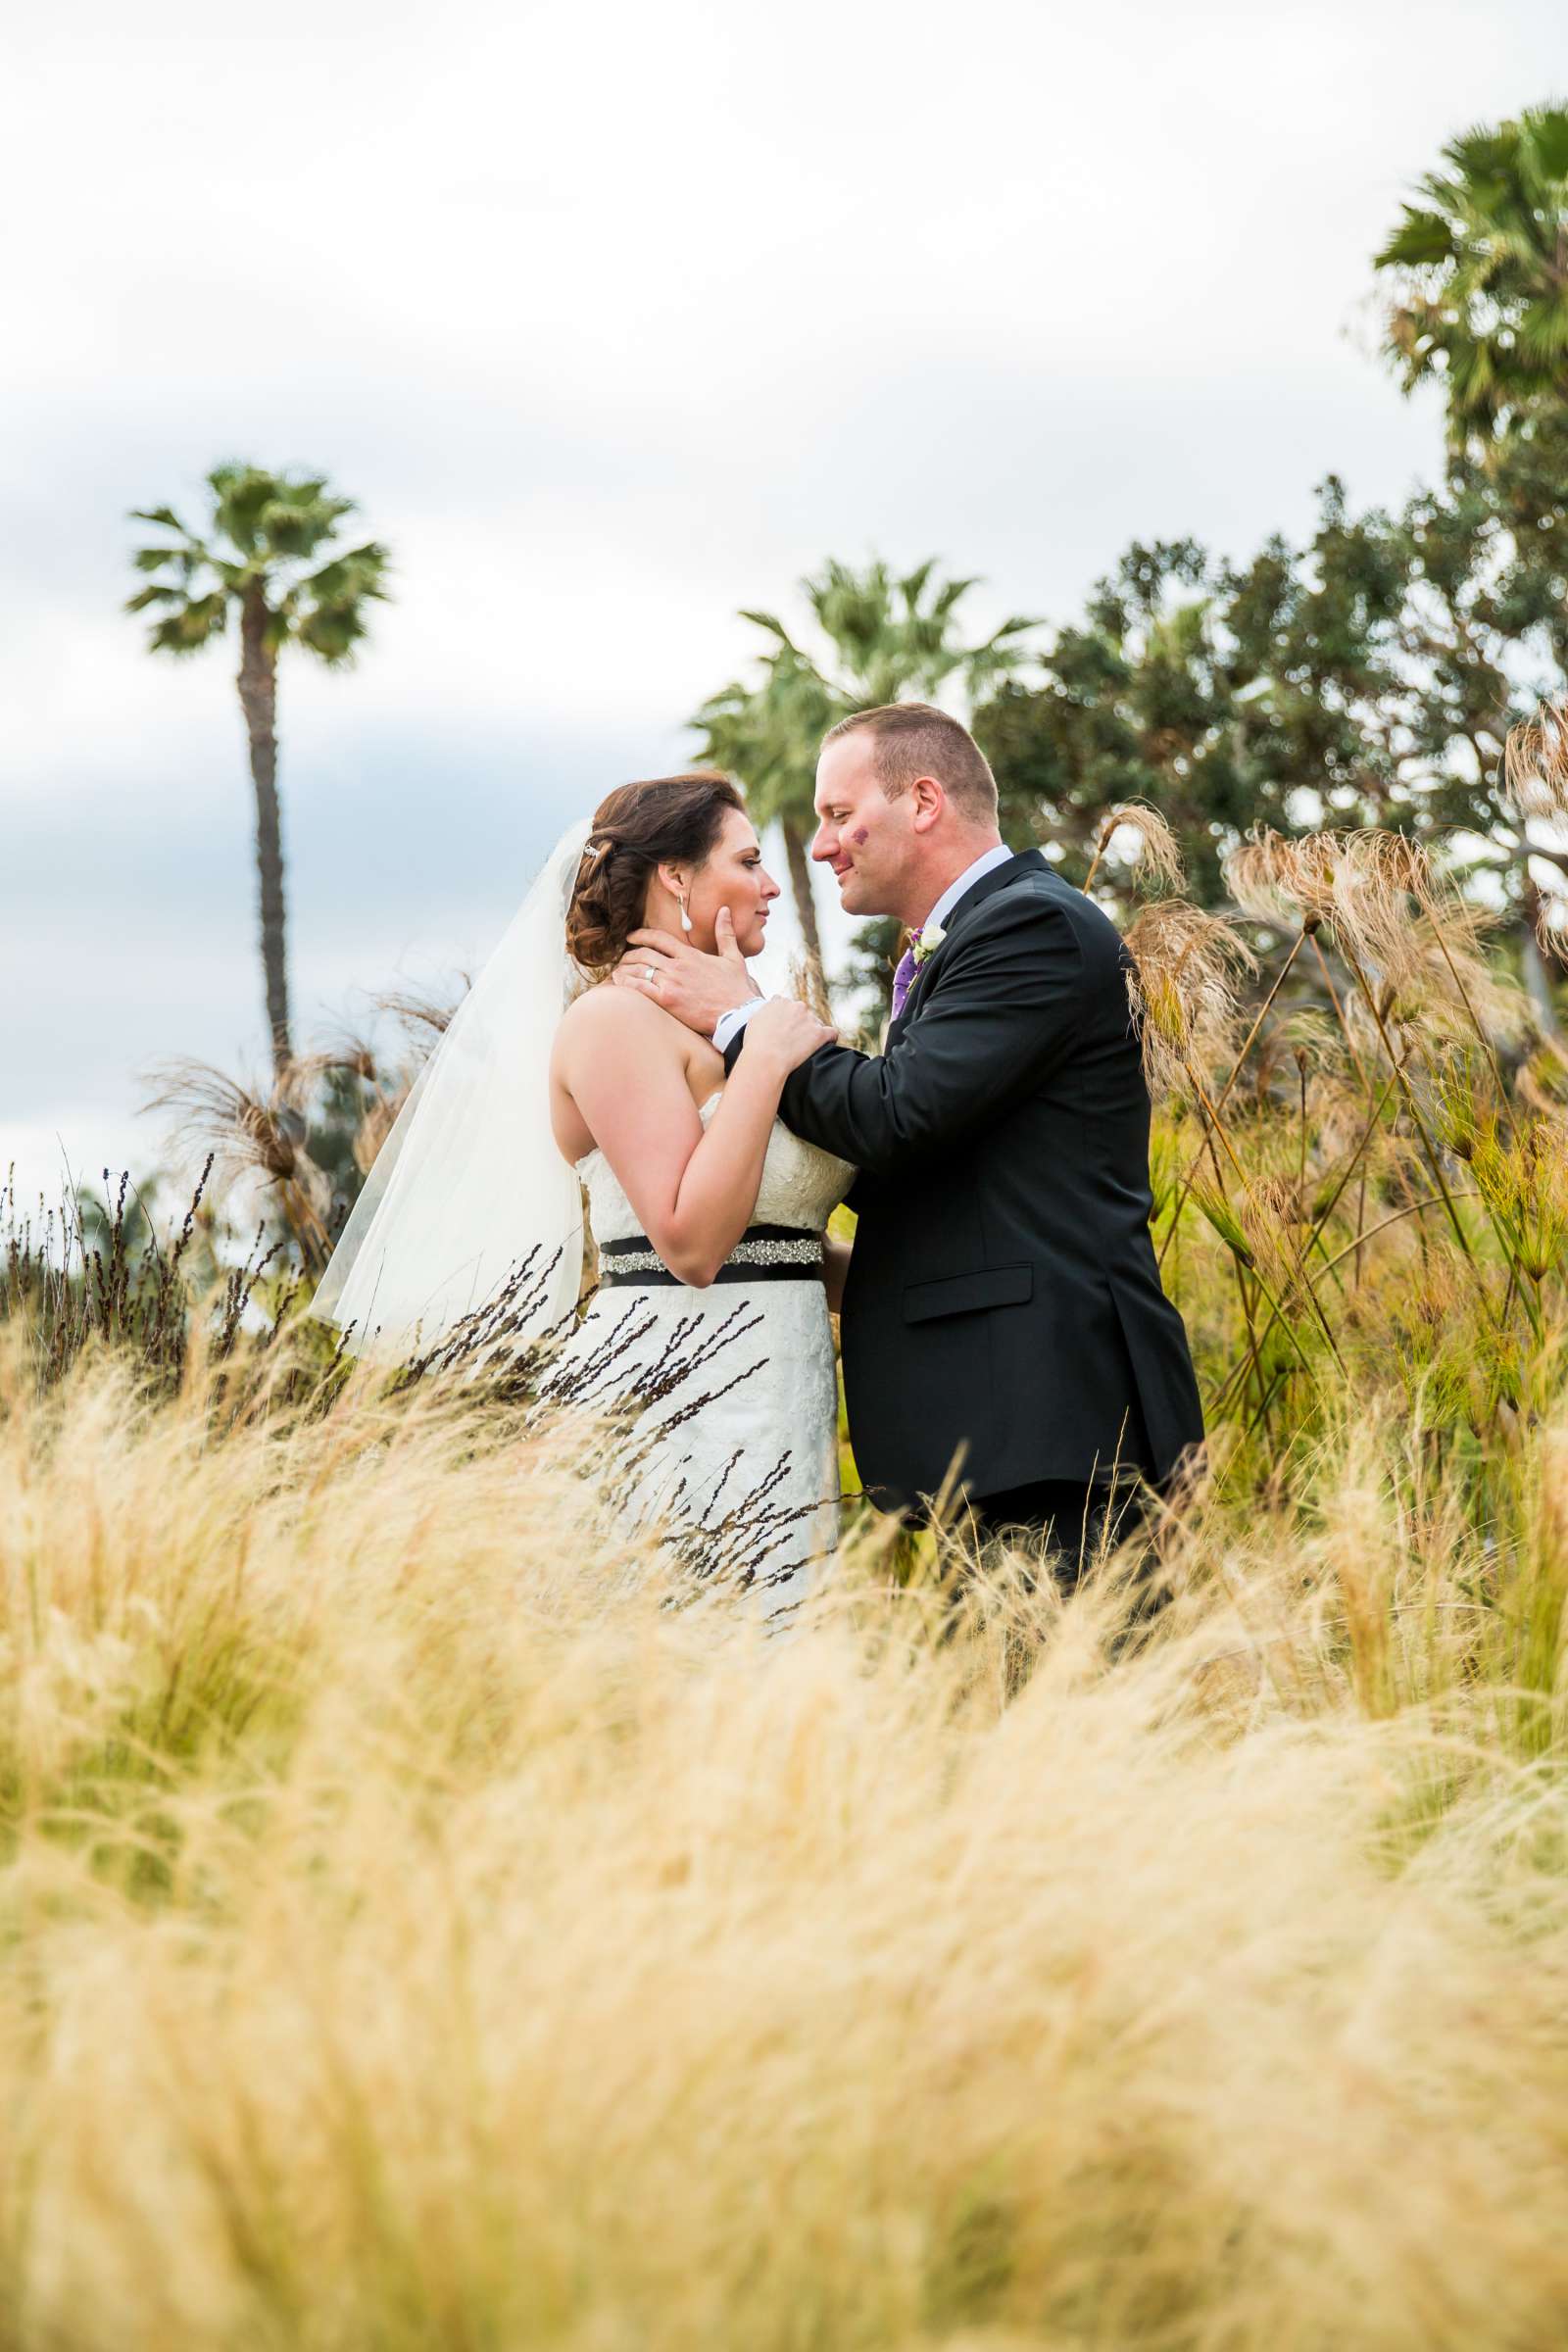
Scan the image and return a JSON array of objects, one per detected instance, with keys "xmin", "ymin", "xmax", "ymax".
[
  {"xmin": 237, "ymin": 582, "xmax": 292, "ymax": 1076},
  {"xmin": 780, "ymin": 814, "xmax": 824, "ymax": 973}
]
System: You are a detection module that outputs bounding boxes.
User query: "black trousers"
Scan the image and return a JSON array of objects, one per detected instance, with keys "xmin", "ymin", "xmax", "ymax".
[{"xmin": 964, "ymin": 1476, "xmax": 1159, "ymax": 1598}]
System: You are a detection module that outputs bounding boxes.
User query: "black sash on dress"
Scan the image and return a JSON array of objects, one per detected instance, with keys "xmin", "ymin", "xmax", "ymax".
[{"xmin": 597, "ymin": 1223, "xmax": 823, "ymax": 1288}]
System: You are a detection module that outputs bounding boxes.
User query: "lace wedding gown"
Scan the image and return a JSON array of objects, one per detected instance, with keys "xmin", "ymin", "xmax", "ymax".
[{"xmin": 564, "ymin": 1094, "xmax": 855, "ymax": 1618}]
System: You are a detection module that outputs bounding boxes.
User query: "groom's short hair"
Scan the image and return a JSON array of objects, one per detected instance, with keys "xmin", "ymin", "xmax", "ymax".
[{"xmin": 822, "ymin": 702, "xmax": 999, "ymax": 821}]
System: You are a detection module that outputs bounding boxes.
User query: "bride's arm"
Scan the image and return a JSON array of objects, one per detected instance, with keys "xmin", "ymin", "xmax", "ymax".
[{"xmin": 561, "ymin": 991, "xmax": 834, "ymax": 1288}]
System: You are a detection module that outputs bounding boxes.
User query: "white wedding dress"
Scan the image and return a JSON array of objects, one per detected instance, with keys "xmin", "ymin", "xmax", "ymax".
[{"xmin": 563, "ymin": 1094, "xmax": 856, "ymax": 1618}]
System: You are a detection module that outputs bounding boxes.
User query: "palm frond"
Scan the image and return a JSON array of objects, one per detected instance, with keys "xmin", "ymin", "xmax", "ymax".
[
  {"xmin": 1527, "ymin": 104, "xmax": 1568, "ymax": 182},
  {"xmin": 1373, "ymin": 104, "xmax": 1568, "ymax": 451},
  {"xmin": 297, "ymin": 542, "xmax": 393, "ymax": 606},
  {"xmin": 260, "ymin": 490, "xmax": 357, "ymax": 561},
  {"xmin": 737, "ymin": 609, "xmax": 802, "ymax": 655},
  {"xmin": 1373, "ymin": 207, "xmax": 1456, "ymax": 271},
  {"xmin": 295, "ymin": 602, "xmax": 372, "ymax": 664},
  {"xmin": 145, "ymin": 593, "xmax": 228, "ymax": 656}
]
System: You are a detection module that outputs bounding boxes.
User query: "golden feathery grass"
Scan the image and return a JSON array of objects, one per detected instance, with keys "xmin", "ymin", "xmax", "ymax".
[
  {"xmin": 1123, "ymin": 899, "xmax": 1256, "ymax": 1101},
  {"xmin": 3, "ymin": 1342, "xmax": 1568, "ymax": 2346},
  {"xmin": 11, "ymin": 803, "xmax": 1568, "ymax": 2344}
]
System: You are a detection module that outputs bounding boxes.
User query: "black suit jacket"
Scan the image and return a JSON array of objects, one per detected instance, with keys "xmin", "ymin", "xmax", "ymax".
[{"xmin": 724, "ymin": 850, "xmax": 1204, "ymax": 1514}]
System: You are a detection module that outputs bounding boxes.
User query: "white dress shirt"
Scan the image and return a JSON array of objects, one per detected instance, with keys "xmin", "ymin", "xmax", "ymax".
[{"xmin": 713, "ymin": 841, "xmax": 1016, "ymax": 1054}]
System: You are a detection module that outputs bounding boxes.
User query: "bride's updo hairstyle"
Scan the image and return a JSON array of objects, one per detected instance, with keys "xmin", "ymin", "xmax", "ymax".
[{"xmin": 566, "ymin": 771, "xmax": 745, "ymax": 975}]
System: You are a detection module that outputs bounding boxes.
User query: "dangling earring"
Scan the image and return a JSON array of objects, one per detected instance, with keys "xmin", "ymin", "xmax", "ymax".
[{"xmin": 677, "ymin": 887, "xmax": 693, "ymax": 935}]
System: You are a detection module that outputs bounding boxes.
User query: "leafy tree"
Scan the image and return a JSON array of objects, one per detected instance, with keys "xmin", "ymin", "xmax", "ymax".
[
  {"xmin": 1374, "ymin": 104, "xmax": 1568, "ymax": 463},
  {"xmin": 977, "ymin": 537, "xmax": 1261, "ymax": 913},
  {"xmin": 126, "ymin": 465, "xmax": 391, "ymax": 1076},
  {"xmin": 693, "ymin": 558, "xmax": 1037, "ymax": 965},
  {"xmin": 975, "ymin": 473, "xmax": 1568, "ymax": 1008}
]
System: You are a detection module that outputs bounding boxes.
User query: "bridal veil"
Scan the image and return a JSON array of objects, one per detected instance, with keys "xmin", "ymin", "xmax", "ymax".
[{"xmin": 311, "ymin": 820, "xmax": 590, "ymax": 1355}]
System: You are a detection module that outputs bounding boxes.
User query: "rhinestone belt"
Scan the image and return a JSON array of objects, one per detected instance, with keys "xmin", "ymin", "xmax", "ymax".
[{"xmin": 598, "ymin": 1222, "xmax": 823, "ymax": 1288}]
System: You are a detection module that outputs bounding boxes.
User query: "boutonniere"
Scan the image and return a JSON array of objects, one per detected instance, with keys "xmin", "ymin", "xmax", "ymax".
[{"xmin": 911, "ymin": 920, "xmax": 947, "ymax": 967}]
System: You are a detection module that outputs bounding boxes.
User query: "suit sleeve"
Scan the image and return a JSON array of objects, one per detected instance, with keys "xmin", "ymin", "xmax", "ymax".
[{"xmin": 723, "ymin": 888, "xmax": 1089, "ymax": 1179}]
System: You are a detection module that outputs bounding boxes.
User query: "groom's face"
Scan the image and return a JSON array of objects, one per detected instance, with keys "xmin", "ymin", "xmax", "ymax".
[{"xmin": 810, "ymin": 736, "xmax": 912, "ymax": 918}]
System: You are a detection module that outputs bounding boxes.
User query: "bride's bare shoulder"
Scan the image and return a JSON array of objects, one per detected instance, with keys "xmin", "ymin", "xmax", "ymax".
[
  {"xmin": 564, "ymin": 978, "xmax": 662, "ymax": 1035},
  {"xmin": 557, "ymin": 981, "xmax": 674, "ymax": 1052}
]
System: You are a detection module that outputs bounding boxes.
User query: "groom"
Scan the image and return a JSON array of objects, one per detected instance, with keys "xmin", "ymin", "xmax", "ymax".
[{"xmin": 618, "ymin": 703, "xmax": 1204, "ymax": 1561}]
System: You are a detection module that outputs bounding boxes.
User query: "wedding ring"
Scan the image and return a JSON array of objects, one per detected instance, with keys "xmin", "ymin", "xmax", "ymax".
[{"xmin": 644, "ymin": 965, "xmax": 658, "ymax": 983}]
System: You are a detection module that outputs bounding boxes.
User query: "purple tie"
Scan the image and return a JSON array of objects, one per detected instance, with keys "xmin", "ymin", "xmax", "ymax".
[{"xmin": 891, "ymin": 946, "xmax": 917, "ymax": 1022}]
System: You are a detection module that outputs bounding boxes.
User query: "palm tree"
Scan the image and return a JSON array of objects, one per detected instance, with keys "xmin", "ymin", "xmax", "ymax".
[
  {"xmin": 692, "ymin": 558, "xmax": 1038, "ymax": 966},
  {"xmin": 126, "ymin": 465, "xmax": 391, "ymax": 1077},
  {"xmin": 1374, "ymin": 111, "xmax": 1568, "ymax": 1022},
  {"xmin": 1374, "ymin": 105, "xmax": 1568, "ymax": 460}
]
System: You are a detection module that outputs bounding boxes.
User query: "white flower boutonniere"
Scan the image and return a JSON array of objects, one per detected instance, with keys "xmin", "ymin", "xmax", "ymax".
[{"xmin": 911, "ymin": 920, "xmax": 947, "ymax": 967}]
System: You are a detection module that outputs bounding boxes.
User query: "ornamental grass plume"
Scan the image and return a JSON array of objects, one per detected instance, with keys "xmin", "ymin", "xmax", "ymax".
[
  {"xmin": 1430, "ymin": 1048, "xmax": 1502, "ymax": 1166},
  {"xmin": 1234, "ymin": 1176, "xmax": 1304, "ymax": 1298},
  {"xmin": 1315, "ymin": 828, "xmax": 1428, "ymax": 988},
  {"xmin": 300, "ymin": 1035, "xmax": 415, "ymax": 1178},
  {"xmin": 1228, "ymin": 827, "xmax": 1433, "ymax": 994},
  {"xmin": 1224, "ymin": 829, "xmax": 1316, "ymax": 931},
  {"xmin": 1502, "ymin": 699, "xmax": 1568, "ymax": 823},
  {"xmin": 141, "ymin": 1057, "xmax": 335, "ymax": 1263},
  {"xmin": 1384, "ymin": 908, "xmax": 1536, "ymax": 1055},
  {"xmin": 1533, "ymin": 889, "xmax": 1568, "ymax": 960},
  {"xmin": 1083, "ymin": 801, "xmax": 1185, "ymax": 898},
  {"xmin": 374, "ymin": 975, "xmax": 471, "ymax": 1054},
  {"xmin": 1123, "ymin": 900, "xmax": 1255, "ymax": 1102},
  {"xmin": 304, "ymin": 1031, "xmax": 421, "ymax": 1182},
  {"xmin": 302, "ymin": 1035, "xmax": 380, "ymax": 1086},
  {"xmin": 1250, "ymin": 1008, "xmax": 1341, "ymax": 1102},
  {"xmin": 1341, "ymin": 851, "xmax": 1536, "ymax": 1058}
]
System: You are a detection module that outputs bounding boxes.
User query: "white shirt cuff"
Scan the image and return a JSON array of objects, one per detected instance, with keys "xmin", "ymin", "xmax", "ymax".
[{"xmin": 714, "ymin": 997, "xmax": 768, "ymax": 1055}]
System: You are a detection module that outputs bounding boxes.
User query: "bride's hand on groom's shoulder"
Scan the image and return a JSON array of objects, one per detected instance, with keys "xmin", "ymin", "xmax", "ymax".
[{"xmin": 613, "ymin": 906, "xmax": 760, "ymax": 1037}]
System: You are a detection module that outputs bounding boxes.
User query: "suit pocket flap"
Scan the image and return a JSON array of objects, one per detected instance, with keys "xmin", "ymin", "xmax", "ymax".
[{"xmin": 902, "ymin": 1263, "xmax": 1034, "ymax": 1325}]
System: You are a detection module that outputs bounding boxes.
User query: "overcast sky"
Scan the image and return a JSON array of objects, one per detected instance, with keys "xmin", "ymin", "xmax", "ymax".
[{"xmin": 3, "ymin": 0, "xmax": 1557, "ymax": 1212}]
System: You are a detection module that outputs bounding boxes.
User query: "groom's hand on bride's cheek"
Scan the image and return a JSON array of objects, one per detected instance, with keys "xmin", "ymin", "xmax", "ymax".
[{"xmin": 613, "ymin": 906, "xmax": 760, "ymax": 1037}]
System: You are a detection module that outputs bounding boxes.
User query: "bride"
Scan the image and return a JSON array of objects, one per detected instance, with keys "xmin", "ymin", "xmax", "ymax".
[{"xmin": 312, "ymin": 771, "xmax": 855, "ymax": 1613}]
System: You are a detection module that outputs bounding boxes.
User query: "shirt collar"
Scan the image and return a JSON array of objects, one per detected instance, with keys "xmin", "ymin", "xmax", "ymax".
[{"xmin": 922, "ymin": 843, "xmax": 1014, "ymax": 936}]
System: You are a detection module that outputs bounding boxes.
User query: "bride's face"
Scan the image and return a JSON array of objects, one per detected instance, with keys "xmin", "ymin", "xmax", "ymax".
[
  {"xmin": 658, "ymin": 808, "xmax": 785, "ymax": 955},
  {"xmin": 664, "ymin": 808, "xmax": 781, "ymax": 957}
]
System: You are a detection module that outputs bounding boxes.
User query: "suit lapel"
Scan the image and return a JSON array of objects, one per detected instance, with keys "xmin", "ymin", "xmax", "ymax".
[{"xmin": 888, "ymin": 850, "xmax": 1047, "ymax": 1039}]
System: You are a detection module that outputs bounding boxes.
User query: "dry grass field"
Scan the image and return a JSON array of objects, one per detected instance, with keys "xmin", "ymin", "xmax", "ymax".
[
  {"xmin": 7, "ymin": 816, "xmax": 1568, "ymax": 2346},
  {"xmin": 2, "ymin": 1330, "xmax": 1568, "ymax": 2349}
]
